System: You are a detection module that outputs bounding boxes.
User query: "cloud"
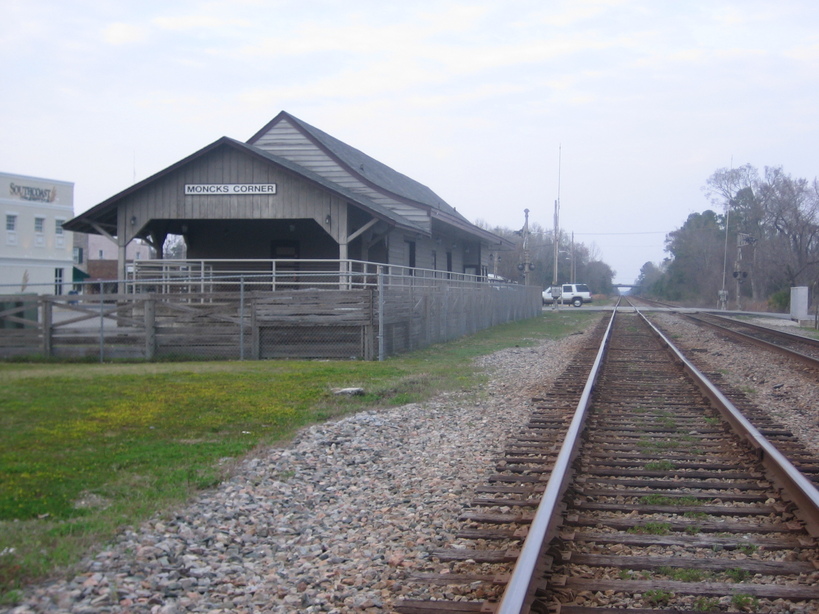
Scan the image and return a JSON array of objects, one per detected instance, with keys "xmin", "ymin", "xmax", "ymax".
[
  {"xmin": 527, "ymin": 0, "xmax": 635, "ymax": 28},
  {"xmin": 784, "ymin": 42, "xmax": 819, "ymax": 63},
  {"xmin": 4, "ymin": 0, "xmax": 819, "ymax": 284},
  {"xmin": 102, "ymin": 22, "xmax": 149, "ymax": 45},
  {"xmin": 153, "ymin": 14, "xmax": 251, "ymax": 32}
]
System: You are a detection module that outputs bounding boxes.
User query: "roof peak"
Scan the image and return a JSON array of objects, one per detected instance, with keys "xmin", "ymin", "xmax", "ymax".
[{"xmin": 248, "ymin": 111, "xmax": 468, "ymax": 221}]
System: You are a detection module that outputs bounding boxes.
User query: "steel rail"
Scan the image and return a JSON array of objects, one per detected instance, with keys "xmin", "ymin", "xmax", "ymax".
[
  {"xmin": 683, "ymin": 312, "xmax": 819, "ymax": 369},
  {"xmin": 496, "ymin": 301, "xmax": 619, "ymax": 614},
  {"xmin": 637, "ymin": 307, "xmax": 819, "ymax": 537},
  {"xmin": 496, "ymin": 299, "xmax": 819, "ymax": 614},
  {"xmin": 707, "ymin": 312, "xmax": 819, "ymax": 348}
]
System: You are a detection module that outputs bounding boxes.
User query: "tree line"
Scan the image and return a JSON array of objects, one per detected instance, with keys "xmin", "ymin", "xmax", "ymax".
[
  {"xmin": 477, "ymin": 220, "xmax": 616, "ymax": 296},
  {"xmin": 635, "ymin": 165, "xmax": 819, "ymax": 309}
]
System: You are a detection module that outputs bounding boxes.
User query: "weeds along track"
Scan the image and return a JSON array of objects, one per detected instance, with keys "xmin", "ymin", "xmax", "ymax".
[
  {"xmin": 395, "ymin": 309, "xmax": 819, "ymax": 614},
  {"xmin": 648, "ymin": 314, "xmax": 819, "ymax": 493}
]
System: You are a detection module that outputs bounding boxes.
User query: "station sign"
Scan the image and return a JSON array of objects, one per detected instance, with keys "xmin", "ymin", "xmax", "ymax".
[{"xmin": 184, "ymin": 184, "xmax": 277, "ymax": 195}]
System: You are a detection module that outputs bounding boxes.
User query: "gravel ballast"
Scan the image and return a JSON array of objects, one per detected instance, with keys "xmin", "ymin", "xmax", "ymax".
[
  {"xmin": 6, "ymin": 311, "xmax": 818, "ymax": 613},
  {"xmin": 5, "ymin": 327, "xmax": 588, "ymax": 614},
  {"xmin": 651, "ymin": 312, "xmax": 819, "ymax": 458}
]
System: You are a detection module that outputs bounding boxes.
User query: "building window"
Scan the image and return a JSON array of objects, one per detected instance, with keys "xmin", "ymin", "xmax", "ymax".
[
  {"xmin": 34, "ymin": 217, "xmax": 46, "ymax": 246},
  {"xmin": 55, "ymin": 219, "xmax": 65, "ymax": 247},
  {"xmin": 6, "ymin": 214, "xmax": 17, "ymax": 245},
  {"xmin": 54, "ymin": 268, "xmax": 64, "ymax": 295},
  {"xmin": 99, "ymin": 249, "xmax": 104, "ymax": 259},
  {"xmin": 73, "ymin": 246, "xmax": 84, "ymax": 264}
]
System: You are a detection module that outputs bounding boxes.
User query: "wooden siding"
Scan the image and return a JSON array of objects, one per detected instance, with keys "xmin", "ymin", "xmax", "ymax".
[
  {"xmin": 389, "ymin": 236, "xmax": 464, "ymax": 274},
  {"xmin": 0, "ymin": 283, "xmax": 541, "ymax": 361},
  {"xmin": 117, "ymin": 148, "xmax": 360, "ymax": 249},
  {"xmin": 252, "ymin": 290, "xmax": 375, "ymax": 359},
  {"xmin": 251, "ymin": 119, "xmax": 431, "ymax": 230}
]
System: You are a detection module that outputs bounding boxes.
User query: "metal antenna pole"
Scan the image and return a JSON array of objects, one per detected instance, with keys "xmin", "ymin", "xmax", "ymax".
[
  {"xmin": 522, "ymin": 208, "xmax": 530, "ymax": 286},
  {"xmin": 551, "ymin": 146, "xmax": 561, "ymax": 309}
]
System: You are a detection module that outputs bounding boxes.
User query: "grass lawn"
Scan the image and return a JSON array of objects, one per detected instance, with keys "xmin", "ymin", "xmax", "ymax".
[{"xmin": 0, "ymin": 309, "xmax": 600, "ymax": 604}]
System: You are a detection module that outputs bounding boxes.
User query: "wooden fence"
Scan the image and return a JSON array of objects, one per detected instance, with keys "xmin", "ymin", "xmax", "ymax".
[{"xmin": 0, "ymin": 282, "xmax": 540, "ymax": 361}]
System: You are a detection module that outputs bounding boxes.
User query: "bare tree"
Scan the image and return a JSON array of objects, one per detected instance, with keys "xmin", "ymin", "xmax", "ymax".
[
  {"xmin": 756, "ymin": 168, "xmax": 819, "ymax": 287},
  {"xmin": 163, "ymin": 234, "xmax": 187, "ymax": 259}
]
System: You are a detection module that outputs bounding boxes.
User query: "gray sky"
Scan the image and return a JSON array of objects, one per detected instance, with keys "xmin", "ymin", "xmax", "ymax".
[{"xmin": 3, "ymin": 0, "xmax": 818, "ymax": 283}]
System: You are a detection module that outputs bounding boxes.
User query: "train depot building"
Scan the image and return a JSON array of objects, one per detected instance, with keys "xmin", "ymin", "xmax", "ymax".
[
  {"xmin": 0, "ymin": 112, "xmax": 539, "ymax": 361},
  {"xmin": 64, "ymin": 111, "xmax": 512, "ymax": 286}
]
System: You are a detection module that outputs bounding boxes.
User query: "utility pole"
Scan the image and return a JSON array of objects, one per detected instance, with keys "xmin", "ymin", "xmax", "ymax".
[
  {"xmin": 550, "ymin": 146, "xmax": 562, "ymax": 310},
  {"xmin": 719, "ymin": 194, "xmax": 731, "ymax": 310},
  {"xmin": 521, "ymin": 209, "xmax": 531, "ymax": 286},
  {"xmin": 733, "ymin": 233, "xmax": 753, "ymax": 311},
  {"xmin": 552, "ymin": 199, "xmax": 559, "ymax": 287},
  {"xmin": 735, "ymin": 238, "xmax": 742, "ymax": 311}
]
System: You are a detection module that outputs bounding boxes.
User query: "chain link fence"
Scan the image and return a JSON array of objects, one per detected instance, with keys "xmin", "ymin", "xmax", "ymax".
[{"xmin": 0, "ymin": 265, "xmax": 541, "ymax": 362}]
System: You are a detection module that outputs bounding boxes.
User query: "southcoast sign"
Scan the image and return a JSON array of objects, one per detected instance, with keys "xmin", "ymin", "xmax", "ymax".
[
  {"xmin": 184, "ymin": 184, "xmax": 277, "ymax": 195},
  {"xmin": 9, "ymin": 182, "xmax": 57, "ymax": 202}
]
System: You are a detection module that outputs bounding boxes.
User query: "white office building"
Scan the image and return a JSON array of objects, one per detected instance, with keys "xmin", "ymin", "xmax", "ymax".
[{"xmin": 1, "ymin": 172, "xmax": 74, "ymax": 294}]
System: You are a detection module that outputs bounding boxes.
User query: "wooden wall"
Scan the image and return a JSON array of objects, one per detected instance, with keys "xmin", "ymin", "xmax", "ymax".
[
  {"xmin": 119, "ymin": 148, "xmax": 347, "ymax": 245},
  {"xmin": 0, "ymin": 283, "xmax": 541, "ymax": 361}
]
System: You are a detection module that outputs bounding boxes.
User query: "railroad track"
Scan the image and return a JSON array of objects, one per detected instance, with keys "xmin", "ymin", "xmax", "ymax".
[
  {"xmin": 644, "ymin": 312, "xmax": 819, "ymax": 493},
  {"xmin": 681, "ymin": 312, "xmax": 819, "ymax": 368},
  {"xmin": 395, "ymin": 306, "xmax": 819, "ymax": 614}
]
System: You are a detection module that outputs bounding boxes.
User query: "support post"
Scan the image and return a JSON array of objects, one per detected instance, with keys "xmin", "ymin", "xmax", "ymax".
[
  {"xmin": 144, "ymin": 297, "xmax": 156, "ymax": 360},
  {"xmin": 239, "ymin": 277, "xmax": 245, "ymax": 360},
  {"xmin": 251, "ymin": 298, "xmax": 260, "ymax": 359},
  {"xmin": 378, "ymin": 267, "xmax": 385, "ymax": 361},
  {"xmin": 99, "ymin": 282, "xmax": 105, "ymax": 363},
  {"xmin": 41, "ymin": 298, "xmax": 52, "ymax": 357}
]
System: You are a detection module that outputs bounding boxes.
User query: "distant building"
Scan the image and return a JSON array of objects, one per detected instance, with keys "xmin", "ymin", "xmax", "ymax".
[
  {"xmin": 73, "ymin": 232, "xmax": 156, "ymax": 292},
  {"xmin": 1, "ymin": 172, "xmax": 74, "ymax": 294}
]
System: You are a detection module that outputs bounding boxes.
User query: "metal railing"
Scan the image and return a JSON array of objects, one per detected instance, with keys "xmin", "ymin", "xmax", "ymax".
[{"xmin": 124, "ymin": 258, "xmax": 504, "ymax": 293}]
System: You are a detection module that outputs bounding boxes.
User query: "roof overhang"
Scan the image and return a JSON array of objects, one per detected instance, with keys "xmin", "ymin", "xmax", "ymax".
[
  {"xmin": 430, "ymin": 209, "xmax": 515, "ymax": 250},
  {"xmin": 63, "ymin": 137, "xmax": 428, "ymax": 237}
]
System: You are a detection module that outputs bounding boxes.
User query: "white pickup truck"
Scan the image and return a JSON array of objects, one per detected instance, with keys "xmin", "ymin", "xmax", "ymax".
[{"xmin": 542, "ymin": 283, "xmax": 593, "ymax": 307}]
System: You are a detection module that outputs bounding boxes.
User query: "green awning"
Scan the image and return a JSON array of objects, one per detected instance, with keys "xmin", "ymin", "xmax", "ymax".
[{"xmin": 72, "ymin": 267, "xmax": 91, "ymax": 282}]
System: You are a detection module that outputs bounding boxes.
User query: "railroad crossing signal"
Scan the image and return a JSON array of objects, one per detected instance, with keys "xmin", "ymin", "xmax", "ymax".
[{"xmin": 737, "ymin": 233, "xmax": 756, "ymax": 247}]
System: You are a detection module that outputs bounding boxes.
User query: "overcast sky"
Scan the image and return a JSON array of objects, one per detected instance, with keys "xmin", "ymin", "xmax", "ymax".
[{"xmin": 3, "ymin": 0, "xmax": 818, "ymax": 283}]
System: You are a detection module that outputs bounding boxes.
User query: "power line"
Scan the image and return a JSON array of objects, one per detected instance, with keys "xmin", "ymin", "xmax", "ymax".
[
  {"xmin": 573, "ymin": 231, "xmax": 669, "ymax": 236},
  {"xmin": 521, "ymin": 229, "xmax": 669, "ymax": 237}
]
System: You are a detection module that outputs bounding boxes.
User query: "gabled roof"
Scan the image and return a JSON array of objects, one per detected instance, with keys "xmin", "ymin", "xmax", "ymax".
[
  {"xmin": 65, "ymin": 112, "xmax": 512, "ymax": 249},
  {"xmin": 63, "ymin": 137, "xmax": 427, "ymax": 236},
  {"xmin": 237, "ymin": 139, "xmax": 428, "ymax": 232},
  {"xmin": 248, "ymin": 111, "xmax": 470, "ymax": 222}
]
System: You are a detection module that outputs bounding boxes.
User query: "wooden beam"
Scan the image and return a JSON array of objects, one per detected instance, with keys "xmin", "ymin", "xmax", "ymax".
[
  {"xmin": 347, "ymin": 218, "xmax": 378, "ymax": 243},
  {"xmin": 90, "ymin": 222, "xmax": 116, "ymax": 243}
]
